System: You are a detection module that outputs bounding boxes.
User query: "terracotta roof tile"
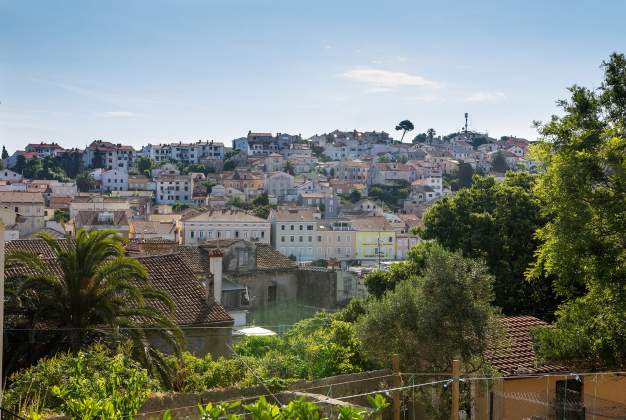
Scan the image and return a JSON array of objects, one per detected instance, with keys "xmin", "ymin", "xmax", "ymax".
[
  {"xmin": 255, "ymin": 243, "xmax": 297, "ymax": 271},
  {"xmin": 485, "ymin": 316, "xmax": 569, "ymax": 376}
]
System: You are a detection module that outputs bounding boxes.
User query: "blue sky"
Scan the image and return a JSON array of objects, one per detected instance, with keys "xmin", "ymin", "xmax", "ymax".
[{"xmin": 1, "ymin": 0, "xmax": 625, "ymax": 152}]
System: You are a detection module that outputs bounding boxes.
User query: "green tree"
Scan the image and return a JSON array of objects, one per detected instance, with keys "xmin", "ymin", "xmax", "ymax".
[
  {"xmin": 283, "ymin": 161, "xmax": 295, "ymax": 175},
  {"xmin": 491, "ymin": 150, "xmax": 508, "ymax": 172},
  {"xmin": 223, "ymin": 160, "xmax": 237, "ymax": 171},
  {"xmin": 412, "ymin": 133, "xmax": 427, "ymax": 144},
  {"xmin": 426, "ymin": 128, "xmax": 436, "ymax": 143},
  {"xmin": 357, "ymin": 243, "xmax": 497, "ymax": 371},
  {"xmin": 136, "ymin": 156, "xmax": 154, "ymax": 177},
  {"xmin": 14, "ymin": 154, "xmax": 26, "ymax": 173},
  {"xmin": 529, "ymin": 53, "xmax": 626, "ymax": 368},
  {"xmin": 453, "ymin": 162, "xmax": 474, "ymax": 190},
  {"xmin": 422, "ymin": 173, "xmax": 559, "ymax": 318},
  {"xmin": 252, "ymin": 192, "xmax": 270, "ymax": 206},
  {"xmin": 395, "ymin": 120, "xmax": 414, "ymax": 142},
  {"xmin": 6, "ymin": 229, "xmax": 183, "ymax": 381},
  {"xmin": 76, "ymin": 171, "xmax": 96, "ymax": 192},
  {"xmin": 2, "ymin": 145, "xmax": 9, "ymax": 159},
  {"xmin": 53, "ymin": 209, "xmax": 70, "ymax": 224},
  {"xmin": 349, "ymin": 189, "xmax": 362, "ymax": 203}
]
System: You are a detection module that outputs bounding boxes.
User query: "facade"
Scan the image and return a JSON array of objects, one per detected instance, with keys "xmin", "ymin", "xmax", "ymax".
[
  {"xmin": 350, "ymin": 216, "xmax": 396, "ymax": 262},
  {"xmin": 269, "ymin": 208, "xmax": 320, "ymax": 262},
  {"xmin": 83, "ymin": 140, "xmax": 135, "ymax": 170},
  {"xmin": 25, "ymin": 142, "xmax": 65, "ymax": 157},
  {"xmin": 155, "ymin": 174, "xmax": 193, "ymax": 204},
  {"xmin": 0, "ymin": 191, "xmax": 45, "ymax": 237},
  {"xmin": 0, "ymin": 169, "xmax": 24, "ymax": 182},
  {"xmin": 334, "ymin": 160, "xmax": 370, "ymax": 182},
  {"xmin": 69, "ymin": 195, "xmax": 131, "ymax": 219},
  {"xmin": 129, "ymin": 220, "xmax": 177, "ymax": 241},
  {"xmin": 179, "ymin": 209, "xmax": 271, "ymax": 245},
  {"xmin": 143, "ymin": 140, "xmax": 224, "ymax": 163},
  {"xmin": 367, "ymin": 162, "xmax": 417, "ymax": 186},
  {"xmin": 101, "ymin": 168, "xmax": 129, "ymax": 192},
  {"xmin": 73, "ymin": 210, "xmax": 130, "ymax": 236},
  {"xmin": 264, "ymin": 171, "xmax": 294, "ymax": 201}
]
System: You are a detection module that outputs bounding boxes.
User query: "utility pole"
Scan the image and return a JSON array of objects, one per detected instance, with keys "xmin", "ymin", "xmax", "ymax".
[
  {"xmin": 464, "ymin": 113, "xmax": 469, "ymax": 137},
  {"xmin": 377, "ymin": 232, "xmax": 382, "ymax": 271},
  {"xmin": 451, "ymin": 359, "xmax": 460, "ymax": 420}
]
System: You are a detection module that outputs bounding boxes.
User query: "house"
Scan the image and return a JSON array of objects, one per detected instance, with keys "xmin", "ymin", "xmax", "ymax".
[
  {"xmin": 4, "ymin": 238, "xmax": 233, "ymax": 358},
  {"xmin": 349, "ymin": 216, "xmax": 396, "ymax": 263},
  {"xmin": 0, "ymin": 207, "xmax": 21, "ymax": 240},
  {"xmin": 340, "ymin": 199, "xmax": 383, "ymax": 217},
  {"xmin": 269, "ymin": 207, "xmax": 320, "ymax": 262},
  {"xmin": 264, "ymin": 172, "xmax": 294, "ymax": 201},
  {"xmin": 396, "ymin": 234, "xmax": 420, "ymax": 260},
  {"xmin": 25, "ymin": 142, "xmax": 65, "ymax": 157},
  {"xmin": 246, "ymin": 131, "xmax": 301, "ymax": 156},
  {"xmin": 476, "ymin": 316, "xmax": 626, "ymax": 420},
  {"xmin": 316, "ymin": 219, "xmax": 356, "ymax": 263},
  {"xmin": 69, "ymin": 195, "xmax": 131, "ymax": 219},
  {"xmin": 155, "ymin": 174, "xmax": 193, "ymax": 205},
  {"xmin": 0, "ymin": 191, "xmax": 45, "ymax": 237},
  {"xmin": 0, "ymin": 169, "xmax": 23, "ymax": 182},
  {"xmin": 72, "ymin": 210, "xmax": 130, "ymax": 236},
  {"xmin": 128, "ymin": 176, "xmax": 155, "ymax": 191},
  {"xmin": 135, "ymin": 253, "xmax": 233, "ymax": 356},
  {"xmin": 263, "ymin": 153, "xmax": 285, "ymax": 172},
  {"xmin": 221, "ymin": 171, "xmax": 264, "ymax": 194},
  {"xmin": 334, "ymin": 160, "xmax": 370, "ymax": 182},
  {"xmin": 101, "ymin": 168, "xmax": 129, "ymax": 192},
  {"xmin": 83, "ymin": 140, "xmax": 135, "ymax": 170},
  {"xmin": 178, "ymin": 209, "xmax": 271, "ymax": 245},
  {"xmin": 367, "ymin": 163, "xmax": 416, "ymax": 186},
  {"xmin": 129, "ymin": 220, "xmax": 177, "ymax": 241}
]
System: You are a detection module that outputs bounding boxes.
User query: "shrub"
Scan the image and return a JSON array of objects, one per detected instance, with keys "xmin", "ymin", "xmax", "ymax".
[{"xmin": 4, "ymin": 344, "xmax": 157, "ymax": 417}]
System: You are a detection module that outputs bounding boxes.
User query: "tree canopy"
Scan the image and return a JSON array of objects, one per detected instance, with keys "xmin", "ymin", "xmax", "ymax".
[
  {"xmin": 395, "ymin": 120, "xmax": 414, "ymax": 142},
  {"xmin": 530, "ymin": 53, "xmax": 626, "ymax": 368},
  {"xmin": 421, "ymin": 173, "xmax": 559, "ymax": 319},
  {"xmin": 357, "ymin": 243, "xmax": 497, "ymax": 372}
]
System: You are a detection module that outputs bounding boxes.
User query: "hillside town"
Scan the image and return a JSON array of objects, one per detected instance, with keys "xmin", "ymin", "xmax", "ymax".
[{"xmin": 3, "ymin": 0, "xmax": 625, "ymax": 416}]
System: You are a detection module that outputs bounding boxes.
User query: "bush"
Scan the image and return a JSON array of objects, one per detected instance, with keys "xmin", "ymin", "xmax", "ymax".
[{"xmin": 4, "ymin": 344, "xmax": 157, "ymax": 418}]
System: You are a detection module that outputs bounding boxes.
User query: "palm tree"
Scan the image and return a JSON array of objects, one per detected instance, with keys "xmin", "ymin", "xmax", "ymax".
[
  {"xmin": 284, "ymin": 160, "xmax": 295, "ymax": 175},
  {"xmin": 427, "ymin": 128, "xmax": 436, "ymax": 144},
  {"xmin": 6, "ymin": 229, "xmax": 184, "ymax": 383},
  {"xmin": 395, "ymin": 120, "xmax": 414, "ymax": 143}
]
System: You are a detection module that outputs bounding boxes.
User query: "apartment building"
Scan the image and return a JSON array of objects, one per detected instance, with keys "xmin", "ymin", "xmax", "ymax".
[
  {"xmin": 0, "ymin": 191, "xmax": 45, "ymax": 237},
  {"xmin": 269, "ymin": 207, "xmax": 320, "ymax": 262},
  {"xmin": 155, "ymin": 174, "xmax": 193, "ymax": 204},
  {"xmin": 143, "ymin": 140, "xmax": 224, "ymax": 163},
  {"xmin": 101, "ymin": 168, "xmax": 129, "ymax": 192},
  {"xmin": 350, "ymin": 216, "xmax": 397, "ymax": 262},
  {"xmin": 83, "ymin": 140, "xmax": 135, "ymax": 170},
  {"xmin": 334, "ymin": 160, "xmax": 370, "ymax": 182},
  {"xmin": 25, "ymin": 142, "xmax": 65, "ymax": 157},
  {"xmin": 179, "ymin": 209, "xmax": 270, "ymax": 245}
]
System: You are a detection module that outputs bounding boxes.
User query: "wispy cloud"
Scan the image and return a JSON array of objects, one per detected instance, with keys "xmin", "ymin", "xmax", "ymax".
[
  {"xmin": 95, "ymin": 111, "xmax": 138, "ymax": 118},
  {"xmin": 343, "ymin": 68, "xmax": 436, "ymax": 91},
  {"xmin": 32, "ymin": 78, "xmax": 158, "ymax": 108},
  {"xmin": 464, "ymin": 91, "xmax": 506, "ymax": 103}
]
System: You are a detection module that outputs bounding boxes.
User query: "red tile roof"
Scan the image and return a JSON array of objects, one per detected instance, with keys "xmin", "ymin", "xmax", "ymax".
[{"xmin": 485, "ymin": 316, "xmax": 569, "ymax": 376}]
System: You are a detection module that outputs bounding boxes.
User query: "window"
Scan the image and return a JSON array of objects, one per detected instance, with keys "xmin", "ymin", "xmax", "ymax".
[
  {"xmin": 267, "ymin": 284, "xmax": 277, "ymax": 304},
  {"xmin": 261, "ymin": 231, "xmax": 265, "ymax": 238},
  {"xmin": 290, "ymin": 236, "xmax": 294, "ymax": 242},
  {"xmin": 235, "ymin": 231, "xmax": 239, "ymax": 238},
  {"xmin": 199, "ymin": 231, "xmax": 205, "ymax": 238},
  {"xmin": 318, "ymin": 235, "xmax": 322, "ymax": 242},
  {"xmin": 389, "ymin": 237, "xmax": 393, "ymax": 242},
  {"xmin": 281, "ymin": 236, "xmax": 285, "ymax": 242},
  {"xmin": 190, "ymin": 231, "xmax": 195, "ymax": 238},
  {"xmin": 307, "ymin": 225, "xmax": 314, "ymax": 230},
  {"xmin": 281, "ymin": 225, "xmax": 285, "ymax": 231},
  {"xmin": 299, "ymin": 236, "xmax": 303, "ymax": 242},
  {"xmin": 238, "ymin": 249, "xmax": 249, "ymax": 267},
  {"xmin": 299, "ymin": 225, "xmax": 303, "ymax": 230},
  {"xmin": 290, "ymin": 225, "xmax": 294, "ymax": 230},
  {"xmin": 308, "ymin": 236, "xmax": 312, "ymax": 242}
]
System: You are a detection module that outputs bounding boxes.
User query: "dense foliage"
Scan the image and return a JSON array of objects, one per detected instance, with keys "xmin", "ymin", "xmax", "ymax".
[
  {"xmin": 4, "ymin": 344, "xmax": 157, "ymax": 418},
  {"xmin": 358, "ymin": 243, "xmax": 497, "ymax": 372},
  {"xmin": 530, "ymin": 53, "xmax": 626, "ymax": 368},
  {"xmin": 421, "ymin": 173, "xmax": 559, "ymax": 319}
]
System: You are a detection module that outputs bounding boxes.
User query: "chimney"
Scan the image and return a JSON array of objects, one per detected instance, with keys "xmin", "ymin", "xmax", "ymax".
[{"xmin": 208, "ymin": 249, "xmax": 223, "ymax": 304}]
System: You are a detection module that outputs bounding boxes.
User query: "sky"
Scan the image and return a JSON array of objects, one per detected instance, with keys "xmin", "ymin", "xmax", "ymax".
[{"xmin": 1, "ymin": 0, "xmax": 625, "ymax": 152}]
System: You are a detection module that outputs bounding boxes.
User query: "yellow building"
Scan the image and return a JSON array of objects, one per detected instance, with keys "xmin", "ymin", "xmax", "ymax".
[{"xmin": 349, "ymin": 216, "xmax": 396, "ymax": 262}]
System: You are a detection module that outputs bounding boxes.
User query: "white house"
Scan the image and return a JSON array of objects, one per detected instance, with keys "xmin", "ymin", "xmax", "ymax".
[
  {"xmin": 101, "ymin": 168, "xmax": 129, "ymax": 192},
  {"xmin": 0, "ymin": 169, "xmax": 23, "ymax": 182}
]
